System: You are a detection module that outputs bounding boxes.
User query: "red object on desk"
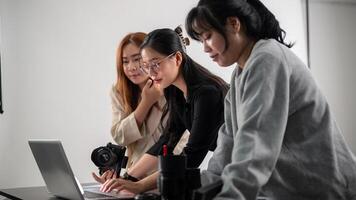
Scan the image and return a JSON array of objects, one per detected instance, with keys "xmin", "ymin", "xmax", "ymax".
[{"xmin": 163, "ymin": 145, "xmax": 168, "ymax": 156}]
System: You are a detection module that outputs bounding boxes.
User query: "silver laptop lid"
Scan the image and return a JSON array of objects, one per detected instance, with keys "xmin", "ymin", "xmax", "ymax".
[{"xmin": 28, "ymin": 139, "xmax": 84, "ymax": 200}]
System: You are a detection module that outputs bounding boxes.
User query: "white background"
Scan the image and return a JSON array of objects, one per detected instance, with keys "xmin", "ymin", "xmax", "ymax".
[
  {"xmin": 309, "ymin": 0, "xmax": 356, "ymax": 155},
  {"xmin": 0, "ymin": 0, "xmax": 314, "ymax": 188}
]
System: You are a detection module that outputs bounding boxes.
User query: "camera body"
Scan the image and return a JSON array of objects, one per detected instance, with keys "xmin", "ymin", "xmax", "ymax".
[{"xmin": 91, "ymin": 142, "xmax": 128, "ymax": 175}]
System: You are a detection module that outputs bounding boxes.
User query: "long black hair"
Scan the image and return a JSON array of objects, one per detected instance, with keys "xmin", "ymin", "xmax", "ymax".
[
  {"xmin": 186, "ymin": 0, "xmax": 293, "ymax": 48},
  {"xmin": 140, "ymin": 28, "xmax": 228, "ymax": 141}
]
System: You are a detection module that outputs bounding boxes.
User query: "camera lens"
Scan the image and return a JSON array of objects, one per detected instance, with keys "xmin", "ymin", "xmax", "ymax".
[
  {"xmin": 91, "ymin": 147, "xmax": 118, "ymax": 167},
  {"xmin": 99, "ymin": 152, "xmax": 110, "ymax": 163},
  {"xmin": 91, "ymin": 143, "xmax": 127, "ymax": 176}
]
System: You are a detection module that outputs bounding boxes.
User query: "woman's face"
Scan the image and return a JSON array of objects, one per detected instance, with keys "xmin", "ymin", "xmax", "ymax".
[
  {"xmin": 122, "ymin": 43, "xmax": 148, "ymax": 86},
  {"xmin": 140, "ymin": 47, "xmax": 180, "ymax": 89},
  {"xmin": 197, "ymin": 18, "xmax": 247, "ymax": 67}
]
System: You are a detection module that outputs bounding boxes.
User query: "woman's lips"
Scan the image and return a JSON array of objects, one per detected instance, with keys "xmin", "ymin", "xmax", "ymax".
[
  {"xmin": 153, "ymin": 79, "xmax": 162, "ymax": 83},
  {"xmin": 210, "ymin": 54, "xmax": 218, "ymax": 61},
  {"xmin": 129, "ymin": 74, "xmax": 141, "ymax": 79}
]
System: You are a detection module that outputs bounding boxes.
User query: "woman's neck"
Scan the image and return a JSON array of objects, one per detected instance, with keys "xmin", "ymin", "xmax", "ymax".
[
  {"xmin": 237, "ymin": 38, "xmax": 256, "ymax": 68},
  {"xmin": 172, "ymin": 73, "xmax": 188, "ymax": 99}
]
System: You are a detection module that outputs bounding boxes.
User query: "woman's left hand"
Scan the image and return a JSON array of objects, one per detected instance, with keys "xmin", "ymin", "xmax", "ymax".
[
  {"xmin": 91, "ymin": 170, "xmax": 117, "ymax": 184},
  {"xmin": 100, "ymin": 178, "xmax": 145, "ymax": 194}
]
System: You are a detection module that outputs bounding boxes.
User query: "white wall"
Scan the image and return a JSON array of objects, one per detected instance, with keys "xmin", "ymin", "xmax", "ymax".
[
  {"xmin": 309, "ymin": 0, "xmax": 356, "ymax": 153},
  {"xmin": 0, "ymin": 0, "xmax": 307, "ymax": 189}
]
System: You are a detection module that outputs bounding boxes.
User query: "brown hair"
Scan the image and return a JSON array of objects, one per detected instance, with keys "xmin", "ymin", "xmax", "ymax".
[{"xmin": 115, "ymin": 32, "xmax": 147, "ymax": 114}]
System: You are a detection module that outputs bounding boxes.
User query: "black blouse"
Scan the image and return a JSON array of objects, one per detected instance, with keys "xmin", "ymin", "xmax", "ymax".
[{"xmin": 146, "ymin": 82, "xmax": 225, "ymax": 168}]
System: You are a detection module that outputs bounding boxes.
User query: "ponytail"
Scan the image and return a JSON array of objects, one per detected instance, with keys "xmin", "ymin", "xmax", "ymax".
[{"xmin": 246, "ymin": 0, "xmax": 293, "ymax": 47}]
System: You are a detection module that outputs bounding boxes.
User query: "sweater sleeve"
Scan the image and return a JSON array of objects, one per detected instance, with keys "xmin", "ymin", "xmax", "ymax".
[
  {"xmin": 201, "ymin": 88, "xmax": 234, "ymax": 185},
  {"xmin": 110, "ymin": 87, "xmax": 145, "ymax": 146},
  {"xmin": 216, "ymin": 52, "xmax": 290, "ymax": 200}
]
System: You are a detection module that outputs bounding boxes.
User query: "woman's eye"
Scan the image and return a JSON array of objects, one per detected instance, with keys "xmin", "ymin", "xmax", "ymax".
[
  {"xmin": 205, "ymin": 33, "xmax": 211, "ymax": 40},
  {"xmin": 199, "ymin": 33, "xmax": 211, "ymax": 42},
  {"xmin": 123, "ymin": 60, "xmax": 129, "ymax": 64}
]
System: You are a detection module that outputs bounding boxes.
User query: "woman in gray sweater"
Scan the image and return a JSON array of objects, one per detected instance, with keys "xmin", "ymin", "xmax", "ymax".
[{"xmin": 185, "ymin": 0, "xmax": 356, "ymax": 199}]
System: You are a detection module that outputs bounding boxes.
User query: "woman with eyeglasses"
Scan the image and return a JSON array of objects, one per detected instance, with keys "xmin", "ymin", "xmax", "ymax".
[
  {"xmin": 184, "ymin": 0, "xmax": 356, "ymax": 199},
  {"xmin": 92, "ymin": 32, "xmax": 167, "ymax": 183},
  {"xmin": 98, "ymin": 27, "xmax": 229, "ymax": 194}
]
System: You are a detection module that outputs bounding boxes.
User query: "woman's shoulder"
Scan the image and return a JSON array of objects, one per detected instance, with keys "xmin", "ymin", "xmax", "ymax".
[
  {"xmin": 251, "ymin": 39, "xmax": 297, "ymax": 64},
  {"xmin": 192, "ymin": 82, "xmax": 220, "ymax": 92},
  {"xmin": 110, "ymin": 84, "xmax": 119, "ymax": 96},
  {"xmin": 252, "ymin": 39, "xmax": 286, "ymax": 57},
  {"xmin": 189, "ymin": 83, "xmax": 222, "ymax": 100},
  {"xmin": 157, "ymin": 95, "xmax": 167, "ymax": 110},
  {"xmin": 110, "ymin": 84, "xmax": 124, "ymax": 104},
  {"xmin": 243, "ymin": 39, "xmax": 288, "ymax": 72}
]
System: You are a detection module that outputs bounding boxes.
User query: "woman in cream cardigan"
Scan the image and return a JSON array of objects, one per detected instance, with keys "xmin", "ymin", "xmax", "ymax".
[{"xmin": 93, "ymin": 32, "xmax": 166, "ymax": 182}]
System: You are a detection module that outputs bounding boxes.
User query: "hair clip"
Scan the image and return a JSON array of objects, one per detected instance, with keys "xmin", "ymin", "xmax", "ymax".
[{"xmin": 174, "ymin": 25, "xmax": 190, "ymax": 47}]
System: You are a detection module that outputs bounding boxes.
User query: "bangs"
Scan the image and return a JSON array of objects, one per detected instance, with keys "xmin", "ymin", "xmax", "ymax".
[{"xmin": 186, "ymin": 6, "xmax": 221, "ymax": 41}]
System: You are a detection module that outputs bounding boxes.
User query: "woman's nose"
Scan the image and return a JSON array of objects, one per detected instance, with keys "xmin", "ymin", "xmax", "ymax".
[
  {"xmin": 127, "ymin": 62, "xmax": 138, "ymax": 71},
  {"xmin": 203, "ymin": 41, "xmax": 212, "ymax": 53}
]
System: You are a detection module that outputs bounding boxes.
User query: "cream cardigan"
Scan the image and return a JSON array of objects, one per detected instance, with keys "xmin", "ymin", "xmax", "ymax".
[{"xmin": 110, "ymin": 86, "xmax": 166, "ymax": 169}]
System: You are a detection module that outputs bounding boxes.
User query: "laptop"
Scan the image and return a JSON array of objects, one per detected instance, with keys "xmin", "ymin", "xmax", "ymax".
[{"xmin": 28, "ymin": 139, "xmax": 135, "ymax": 200}]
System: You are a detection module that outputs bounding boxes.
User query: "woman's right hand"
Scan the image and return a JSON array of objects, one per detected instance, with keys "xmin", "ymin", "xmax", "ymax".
[
  {"xmin": 141, "ymin": 79, "xmax": 163, "ymax": 106},
  {"xmin": 100, "ymin": 178, "xmax": 146, "ymax": 194},
  {"xmin": 91, "ymin": 170, "xmax": 117, "ymax": 184},
  {"xmin": 134, "ymin": 79, "xmax": 164, "ymax": 127}
]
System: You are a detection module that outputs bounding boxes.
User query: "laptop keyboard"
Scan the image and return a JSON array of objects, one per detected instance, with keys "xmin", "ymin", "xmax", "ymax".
[{"xmin": 83, "ymin": 191, "xmax": 118, "ymax": 199}]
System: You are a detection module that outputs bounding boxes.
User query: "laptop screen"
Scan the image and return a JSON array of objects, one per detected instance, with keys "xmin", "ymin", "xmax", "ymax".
[{"xmin": 28, "ymin": 139, "xmax": 135, "ymax": 200}]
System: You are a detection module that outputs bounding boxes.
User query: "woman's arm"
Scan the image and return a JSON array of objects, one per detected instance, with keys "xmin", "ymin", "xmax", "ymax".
[
  {"xmin": 110, "ymin": 87, "xmax": 145, "ymax": 146},
  {"xmin": 216, "ymin": 52, "xmax": 290, "ymax": 200},
  {"xmin": 92, "ymin": 154, "xmax": 158, "ymax": 185},
  {"xmin": 121, "ymin": 132, "xmax": 169, "ymax": 180},
  {"xmin": 100, "ymin": 131, "xmax": 171, "ymax": 194},
  {"xmin": 127, "ymin": 153, "xmax": 158, "ymax": 179},
  {"xmin": 201, "ymin": 89, "xmax": 234, "ymax": 185},
  {"xmin": 183, "ymin": 85, "xmax": 225, "ymax": 168},
  {"xmin": 111, "ymin": 81, "xmax": 163, "ymax": 146},
  {"xmin": 92, "ymin": 139, "xmax": 161, "ymax": 185},
  {"xmin": 100, "ymin": 171, "xmax": 159, "ymax": 194},
  {"xmin": 133, "ymin": 80, "xmax": 163, "ymax": 127}
]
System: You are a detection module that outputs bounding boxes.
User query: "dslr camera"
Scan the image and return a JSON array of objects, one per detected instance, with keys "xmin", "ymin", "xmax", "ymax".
[{"xmin": 91, "ymin": 142, "xmax": 128, "ymax": 175}]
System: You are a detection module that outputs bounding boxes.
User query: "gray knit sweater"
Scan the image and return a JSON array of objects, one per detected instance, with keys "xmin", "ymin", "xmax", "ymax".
[{"xmin": 202, "ymin": 39, "xmax": 356, "ymax": 200}]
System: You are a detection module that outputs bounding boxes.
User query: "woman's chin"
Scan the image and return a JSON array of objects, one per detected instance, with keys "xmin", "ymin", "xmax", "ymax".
[
  {"xmin": 130, "ymin": 79, "xmax": 145, "ymax": 85},
  {"xmin": 216, "ymin": 59, "xmax": 235, "ymax": 67}
]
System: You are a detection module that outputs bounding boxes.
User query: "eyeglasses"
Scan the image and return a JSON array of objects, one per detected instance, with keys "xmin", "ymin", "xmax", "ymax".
[
  {"xmin": 139, "ymin": 52, "xmax": 176, "ymax": 75},
  {"xmin": 122, "ymin": 55, "xmax": 141, "ymax": 71}
]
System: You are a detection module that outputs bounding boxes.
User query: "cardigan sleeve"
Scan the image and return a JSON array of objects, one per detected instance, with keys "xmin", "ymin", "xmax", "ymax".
[
  {"xmin": 215, "ymin": 52, "xmax": 290, "ymax": 200},
  {"xmin": 110, "ymin": 86, "xmax": 145, "ymax": 146},
  {"xmin": 201, "ymin": 87, "xmax": 234, "ymax": 185}
]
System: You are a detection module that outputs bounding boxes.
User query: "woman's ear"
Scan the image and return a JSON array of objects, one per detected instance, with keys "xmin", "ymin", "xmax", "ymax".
[
  {"xmin": 174, "ymin": 51, "xmax": 183, "ymax": 68},
  {"xmin": 226, "ymin": 17, "xmax": 241, "ymax": 33}
]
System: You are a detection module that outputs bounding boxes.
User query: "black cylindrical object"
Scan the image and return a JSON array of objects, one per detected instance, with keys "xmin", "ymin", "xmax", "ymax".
[
  {"xmin": 158, "ymin": 155, "xmax": 187, "ymax": 200},
  {"xmin": 185, "ymin": 168, "xmax": 201, "ymax": 200}
]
